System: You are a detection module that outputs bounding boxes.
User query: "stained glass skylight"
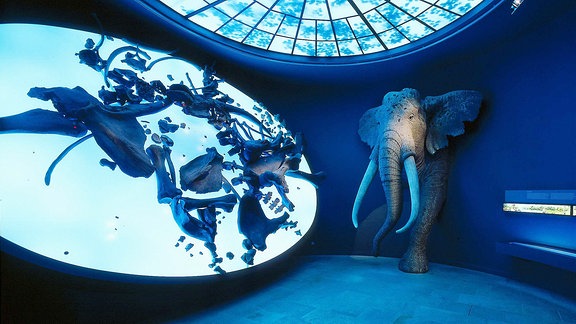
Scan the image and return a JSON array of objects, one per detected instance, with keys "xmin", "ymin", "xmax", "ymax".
[{"xmin": 155, "ymin": 0, "xmax": 488, "ymax": 57}]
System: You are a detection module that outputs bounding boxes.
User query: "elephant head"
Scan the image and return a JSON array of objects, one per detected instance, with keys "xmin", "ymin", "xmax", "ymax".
[{"xmin": 352, "ymin": 88, "xmax": 482, "ymax": 272}]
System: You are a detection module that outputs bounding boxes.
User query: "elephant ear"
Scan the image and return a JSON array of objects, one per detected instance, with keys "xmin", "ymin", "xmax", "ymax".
[
  {"xmin": 358, "ymin": 106, "xmax": 385, "ymax": 149},
  {"xmin": 422, "ymin": 90, "xmax": 482, "ymax": 155}
]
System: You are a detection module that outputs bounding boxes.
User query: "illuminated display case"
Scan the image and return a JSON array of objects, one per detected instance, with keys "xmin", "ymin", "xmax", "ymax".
[
  {"xmin": 499, "ymin": 190, "xmax": 576, "ymax": 272},
  {"xmin": 503, "ymin": 190, "xmax": 575, "ymax": 216},
  {"xmin": 0, "ymin": 23, "xmax": 320, "ymax": 279}
]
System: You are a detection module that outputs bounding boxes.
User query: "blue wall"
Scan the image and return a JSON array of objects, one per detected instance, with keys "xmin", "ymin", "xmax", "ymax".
[
  {"xmin": 245, "ymin": 0, "xmax": 576, "ymax": 295},
  {"xmin": 2, "ymin": 0, "xmax": 575, "ymax": 299}
]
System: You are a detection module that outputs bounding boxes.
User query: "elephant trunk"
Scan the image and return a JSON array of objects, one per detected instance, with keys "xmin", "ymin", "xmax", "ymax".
[
  {"xmin": 372, "ymin": 132, "xmax": 421, "ymax": 255},
  {"xmin": 396, "ymin": 155, "xmax": 420, "ymax": 234},
  {"xmin": 371, "ymin": 134, "xmax": 403, "ymax": 255}
]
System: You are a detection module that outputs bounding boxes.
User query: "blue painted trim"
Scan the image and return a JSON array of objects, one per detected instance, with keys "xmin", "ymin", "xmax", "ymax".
[
  {"xmin": 497, "ymin": 241, "xmax": 576, "ymax": 272},
  {"xmin": 505, "ymin": 190, "xmax": 576, "ymax": 205}
]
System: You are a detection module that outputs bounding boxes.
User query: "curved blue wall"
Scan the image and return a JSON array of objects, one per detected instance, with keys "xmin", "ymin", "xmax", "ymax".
[
  {"xmin": 1, "ymin": 0, "xmax": 575, "ymax": 301},
  {"xmin": 244, "ymin": 0, "xmax": 576, "ymax": 296}
]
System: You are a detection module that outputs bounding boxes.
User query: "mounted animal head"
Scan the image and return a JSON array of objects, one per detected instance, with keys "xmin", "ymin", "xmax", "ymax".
[{"xmin": 352, "ymin": 88, "xmax": 482, "ymax": 239}]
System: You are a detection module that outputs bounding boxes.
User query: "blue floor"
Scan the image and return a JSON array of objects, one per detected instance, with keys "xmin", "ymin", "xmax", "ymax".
[{"xmin": 171, "ymin": 255, "xmax": 576, "ymax": 323}]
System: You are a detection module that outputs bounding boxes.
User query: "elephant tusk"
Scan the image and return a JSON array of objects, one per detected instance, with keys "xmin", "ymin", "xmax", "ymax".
[
  {"xmin": 352, "ymin": 159, "xmax": 378, "ymax": 228},
  {"xmin": 396, "ymin": 155, "xmax": 420, "ymax": 233}
]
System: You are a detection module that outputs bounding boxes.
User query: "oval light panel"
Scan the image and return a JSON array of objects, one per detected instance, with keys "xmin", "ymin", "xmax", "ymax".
[{"xmin": 0, "ymin": 24, "xmax": 319, "ymax": 277}]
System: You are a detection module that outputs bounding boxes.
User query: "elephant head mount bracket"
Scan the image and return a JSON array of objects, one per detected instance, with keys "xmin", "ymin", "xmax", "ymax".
[{"xmin": 352, "ymin": 88, "xmax": 482, "ymax": 273}]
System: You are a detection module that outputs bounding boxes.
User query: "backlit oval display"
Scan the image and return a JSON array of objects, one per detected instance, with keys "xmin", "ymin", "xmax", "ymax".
[{"xmin": 0, "ymin": 24, "xmax": 319, "ymax": 277}]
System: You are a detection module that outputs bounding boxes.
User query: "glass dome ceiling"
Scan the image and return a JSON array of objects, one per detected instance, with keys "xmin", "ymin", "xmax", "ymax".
[{"xmin": 155, "ymin": 0, "xmax": 488, "ymax": 58}]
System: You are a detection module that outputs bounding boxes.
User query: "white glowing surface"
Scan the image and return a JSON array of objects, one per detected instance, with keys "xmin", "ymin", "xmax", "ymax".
[{"xmin": 0, "ymin": 24, "xmax": 317, "ymax": 277}]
